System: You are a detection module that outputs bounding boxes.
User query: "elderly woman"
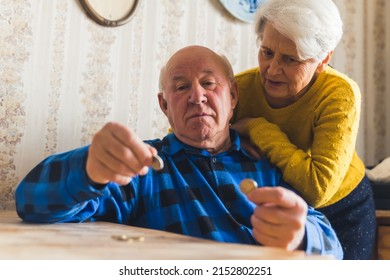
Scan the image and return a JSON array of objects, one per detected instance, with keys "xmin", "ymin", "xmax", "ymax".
[{"xmin": 231, "ymin": 0, "xmax": 376, "ymax": 259}]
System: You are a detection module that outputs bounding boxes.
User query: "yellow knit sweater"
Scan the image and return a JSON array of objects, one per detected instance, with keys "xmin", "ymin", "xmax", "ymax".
[{"xmin": 231, "ymin": 66, "xmax": 365, "ymax": 208}]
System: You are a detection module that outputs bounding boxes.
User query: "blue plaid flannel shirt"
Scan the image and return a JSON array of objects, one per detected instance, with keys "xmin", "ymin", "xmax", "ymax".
[{"xmin": 15, "ymin": 130, "xmax": 342, "ymax": 259}]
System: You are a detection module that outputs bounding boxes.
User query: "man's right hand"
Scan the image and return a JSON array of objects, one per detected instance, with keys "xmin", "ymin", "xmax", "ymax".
[{"xmin": 86, "ymin": 122, "xmax": 157, "ymax": 185}]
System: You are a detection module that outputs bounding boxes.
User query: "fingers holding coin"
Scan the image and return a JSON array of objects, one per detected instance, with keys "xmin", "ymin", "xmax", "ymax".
[
  {"xmin": 240, "ymin": 178, "xmax": 258, "ymax": 195},
  {"xmin": 151, "ymin": 155, "xmax": 164, "ymax": 171}
]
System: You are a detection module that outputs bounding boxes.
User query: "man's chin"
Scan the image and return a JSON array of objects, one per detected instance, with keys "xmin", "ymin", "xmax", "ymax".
[{"xmin": 176, "ymin": 129, "xmax": 212, "ymax": 145}]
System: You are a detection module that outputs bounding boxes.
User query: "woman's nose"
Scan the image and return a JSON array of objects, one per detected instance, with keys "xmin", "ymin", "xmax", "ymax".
[{"xmin": 267, "ymin": 58, "xmax": 282, "ymax": 76}]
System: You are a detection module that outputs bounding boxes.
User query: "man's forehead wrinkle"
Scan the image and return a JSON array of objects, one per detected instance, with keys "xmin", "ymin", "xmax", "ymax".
[{"xmin": 169, "ymin": 69, "xmax": 216, "ymax": 81}]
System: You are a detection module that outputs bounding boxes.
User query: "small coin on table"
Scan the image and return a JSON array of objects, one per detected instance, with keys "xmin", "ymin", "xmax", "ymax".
[{"xmin": 111, "ymin": 234, "xmax": 145, "ymax": 242}]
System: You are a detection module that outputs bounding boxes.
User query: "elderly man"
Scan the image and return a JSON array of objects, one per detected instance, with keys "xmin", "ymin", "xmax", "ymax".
[{"xmin": 15, "ymin": 45, "xmax": 342, "ymax": 259}]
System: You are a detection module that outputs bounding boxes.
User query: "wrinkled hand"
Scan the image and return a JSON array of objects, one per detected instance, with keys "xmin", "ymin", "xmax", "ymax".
[
  {"xmin": 230, "ymin": 117, "xmax": 253, "ymax": 138},
  {"xmin": 246, "ymin": 187, "xmax": 307, "ymax": 251},
  {"xmin": 240, "ymin": 137, "xmax": 262, "ymax": 159},
  {"xmin": 231, "ymin": 118, "xmax": 262, "ymax": 159},
  {"xmin": 86, "ymin": 122, "xmax": 157, "ymax": 185}
]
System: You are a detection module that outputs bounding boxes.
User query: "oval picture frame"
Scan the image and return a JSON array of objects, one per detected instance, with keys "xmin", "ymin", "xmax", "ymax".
[{"xmin": 79, "ymin": 0, "xmax": 139, "ymax": 27}]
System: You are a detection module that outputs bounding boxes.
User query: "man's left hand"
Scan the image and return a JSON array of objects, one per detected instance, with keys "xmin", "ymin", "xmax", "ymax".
[{"xmin": 247, "ymin": 187, "xmax": 307, "ymax": 251}]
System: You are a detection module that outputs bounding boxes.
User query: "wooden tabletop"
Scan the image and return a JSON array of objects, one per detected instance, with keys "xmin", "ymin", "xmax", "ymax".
[{"xmin": 0, "ymin": 211, "xmax": 331, "ymax": 260}]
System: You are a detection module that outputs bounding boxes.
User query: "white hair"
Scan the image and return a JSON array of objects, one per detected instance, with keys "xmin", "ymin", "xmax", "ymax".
[{"xmin": 254, "ymin": 0, "xmax": 343, "ymax": 62}]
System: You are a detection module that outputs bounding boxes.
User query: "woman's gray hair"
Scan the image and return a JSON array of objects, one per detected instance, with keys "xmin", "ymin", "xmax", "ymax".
[{"xmin": 254, "ymin": 0, "xmax": 343, "ymax": 62}]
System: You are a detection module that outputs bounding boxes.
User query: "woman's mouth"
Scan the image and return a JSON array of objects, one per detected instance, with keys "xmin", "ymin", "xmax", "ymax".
[{"xmin": 266, "ymin": 79, "xmax": 284, "ymax": 87}]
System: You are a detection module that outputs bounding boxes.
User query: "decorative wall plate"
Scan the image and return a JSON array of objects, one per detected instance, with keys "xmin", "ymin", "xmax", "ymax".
[
  {"xmin": 219, "ymin": 0, "xmax": 264, "ymax": 23},
  {"xmin": 79, "ymin": 0, "xmax": 139, "ymax": 27}
]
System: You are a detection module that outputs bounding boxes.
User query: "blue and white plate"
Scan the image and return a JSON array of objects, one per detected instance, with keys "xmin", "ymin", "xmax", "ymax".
[{"xmin": 219, "ymin": 0, "xmax": 265, "ymax": 23}]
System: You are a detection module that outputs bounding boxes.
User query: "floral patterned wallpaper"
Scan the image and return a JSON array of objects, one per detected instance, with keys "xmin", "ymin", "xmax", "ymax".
[
  {"xmin": 0, "ymin": 0, "xmax": 32, "ymax": 209},
  {"xmin": 0, "ymin": 0, "xmax": 389, "ymax": 210}
]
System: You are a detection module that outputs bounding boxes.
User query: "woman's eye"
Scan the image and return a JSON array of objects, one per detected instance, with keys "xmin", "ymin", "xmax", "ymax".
[
  {"xmin": 283, "ymin": 56, "xmax": 297, "ymax": 64},
  {"xmin": 262, "ymin": 49, "xmax": 273, "ymax": 58}
]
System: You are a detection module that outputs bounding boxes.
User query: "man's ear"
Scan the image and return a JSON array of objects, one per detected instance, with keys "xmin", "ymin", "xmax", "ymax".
[
  {"xmin": 158, "ymin": 92, "xmax": 168, "ymax": 116},
  {"xmin": 316, "ymin": 51, "xmax": 333, "ymax": 73},
  {"xmin": 230, "ymin": 81, "xmax": 239, "ymax": 109}
]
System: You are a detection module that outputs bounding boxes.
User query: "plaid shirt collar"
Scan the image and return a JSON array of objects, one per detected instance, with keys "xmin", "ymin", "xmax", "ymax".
[{"xmin": 160, "ymin": 129, "xmax": 249, "ymax": 158}]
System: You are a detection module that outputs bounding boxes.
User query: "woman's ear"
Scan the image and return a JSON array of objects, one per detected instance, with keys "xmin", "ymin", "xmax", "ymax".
[
  {"xmin": 316, "ymin": 51, "xmax": 333, "ymax": 73},
  {"xmin": 158, "ymin": 92, "xmax": 168, "ymax": 116}
]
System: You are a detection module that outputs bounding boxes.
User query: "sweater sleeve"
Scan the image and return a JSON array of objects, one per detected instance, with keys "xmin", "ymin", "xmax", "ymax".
[
  {"xmin": 246, "ymin": 84, "xmax": 360, "ymax": 207},
  {"xmin": 14, "ymin": 146, "xmax": 130, "ymax": 224}
]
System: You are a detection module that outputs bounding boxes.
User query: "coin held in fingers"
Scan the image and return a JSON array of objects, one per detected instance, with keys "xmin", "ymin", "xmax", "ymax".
[
  {"xmin": 151, "ymin": 155, "xmax": 164, "ymax": 171},
  {"xmin": 240, "ymin": 178, "xmax": 258, "ymax": 194}
]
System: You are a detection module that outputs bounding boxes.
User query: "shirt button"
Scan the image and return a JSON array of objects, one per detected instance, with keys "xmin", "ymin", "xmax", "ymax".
[{"xmin": 211, "ymin": 157, "xmax": 217, "ymax": 163}]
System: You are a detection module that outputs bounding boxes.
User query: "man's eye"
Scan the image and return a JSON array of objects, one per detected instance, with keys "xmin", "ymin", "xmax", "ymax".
[
  {"xmin": 202, "ymin": 81, "xmax": 217, "ymax": 89},
  {"xmin": 176, "ymin": 85, "xmax": 189, "ymax": 91}
]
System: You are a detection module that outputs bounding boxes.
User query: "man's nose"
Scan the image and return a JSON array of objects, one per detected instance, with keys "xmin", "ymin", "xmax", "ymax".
[{"xmin": 188, "ymin": 83, "xmax": 207, "ymax": 104}]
